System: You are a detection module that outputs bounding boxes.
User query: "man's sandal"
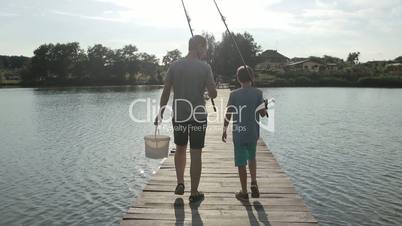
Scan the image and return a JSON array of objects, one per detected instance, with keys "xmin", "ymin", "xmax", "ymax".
[
  {"xmin": 189, "ymin": 191, "xmax": 204, "ymax": 203},
  {"xmin": 251, "ymin": 182, "xmax": 260, "ymax": 198},
  {"xmin": 174, "ymin": 183, "xmax": 185, "ymax": 195}
]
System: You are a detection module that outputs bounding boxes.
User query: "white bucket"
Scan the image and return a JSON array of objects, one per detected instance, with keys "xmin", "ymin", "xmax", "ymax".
[
  {"xmin": 144, "ymin": 127, "xmax": 170, "ymax": 159},
  {"xmin": 256, "ymin": 98, "xmax": 275, "ymax": 133}
]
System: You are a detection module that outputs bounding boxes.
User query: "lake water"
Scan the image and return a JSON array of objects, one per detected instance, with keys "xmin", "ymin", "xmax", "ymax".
[{"xmin": 1, "ymin": 86, "xmax": 402, "ymax": 226}]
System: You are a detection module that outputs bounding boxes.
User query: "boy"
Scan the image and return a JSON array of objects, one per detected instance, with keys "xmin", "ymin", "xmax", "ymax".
[{"xmin": 222, "ymin": 65, "xmax": 267, "ymax": 201}]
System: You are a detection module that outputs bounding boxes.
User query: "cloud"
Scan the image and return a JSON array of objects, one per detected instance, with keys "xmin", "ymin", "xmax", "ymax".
[
  {"xmin": 1, "ymin": 0, "xmax": 401, "ymax": 61},
  {"xmin": 50, "ymin": 10, "xmax": 127, "ymax": 22},
  {"xmin": 0, "ymin": 12, "xmax": 19, "ymax": 17}
]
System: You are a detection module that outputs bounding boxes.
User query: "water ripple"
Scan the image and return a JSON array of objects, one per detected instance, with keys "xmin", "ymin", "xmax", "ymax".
[{"xmin": 262, "ymin": 87, "xmax": 402, "ymax": 226}]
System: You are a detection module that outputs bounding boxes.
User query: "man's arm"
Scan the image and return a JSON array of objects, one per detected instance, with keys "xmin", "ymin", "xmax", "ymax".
[
  {"xmin": 206, "ymin": 66, "xmax": 217, "ymax": 99},
  {"xmin": 222, "ymin": 92, "xmax": 234, "ymax": 142},
  {"xmin": 154, "ymin": 79, "xmax": 172, "ymax": 125},
  {"xmin": 206, "ymin": 81, "xmax": 217, "ymax": 99}
]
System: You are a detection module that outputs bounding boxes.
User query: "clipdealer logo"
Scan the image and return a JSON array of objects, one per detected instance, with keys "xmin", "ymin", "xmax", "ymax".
[{"xmin": 128, "ymin": 97, "xmax": 274, "ymax": 132}]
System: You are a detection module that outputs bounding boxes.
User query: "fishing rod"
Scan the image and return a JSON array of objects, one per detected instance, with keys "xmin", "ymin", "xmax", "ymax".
[
  {"xmin": 180, "ymin": 0, "xmax": 217, "ymax": 112},
  {"xmin": 180, "ymin": 0, "xmax": 194, "ymax": 36},
  {"xmin": 211, "ymin": 0, "xmax": 253, "ymax": 82},
  {"xmin": 212, "ymin": 0, "xmax": 271, "ymax": 117}
]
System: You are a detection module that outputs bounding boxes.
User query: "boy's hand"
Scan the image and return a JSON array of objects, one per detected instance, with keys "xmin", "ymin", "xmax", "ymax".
[
  {"xmin": 258, "ymin": 108, "xmax": 268, "ymax": 117},
  {"xmin": 222, "ymin": 130, "xmax": 227, "ymax": 143}
]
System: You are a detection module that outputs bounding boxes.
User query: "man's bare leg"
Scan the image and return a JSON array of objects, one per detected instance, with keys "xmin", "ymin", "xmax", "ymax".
[
  {"xmin": 190, "ymin": 148, "xmax": 202, "ymax": 196},
  {"xmin": 175, "ymin": 144, "xmax": 187, "ymax": 184}
]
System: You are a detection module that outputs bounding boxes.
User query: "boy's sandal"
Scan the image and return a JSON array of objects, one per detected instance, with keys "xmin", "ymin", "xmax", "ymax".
[
  {"xmin": 251, "ymin": 183, "xmax": 260, "ymax": 198},
  {"xmin": 189, "ymin": 191, "xmax": 205, "ymax": 203},
  {"xmin": 235, "ymin": 191, "xmax": 249, "ymax": 201},
  {"xmin": 174, "ymin": 183, "xmax": 185, "ymax": 195}
]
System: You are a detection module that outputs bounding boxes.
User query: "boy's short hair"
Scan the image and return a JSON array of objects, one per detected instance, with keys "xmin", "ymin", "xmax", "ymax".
[
  {"xmin": 189, "ymin": 35, "xmax": 207, "ymax": 51},
  {"xmin": 236, "ymin": 65, "xmax": 255, "ymax": 83}
]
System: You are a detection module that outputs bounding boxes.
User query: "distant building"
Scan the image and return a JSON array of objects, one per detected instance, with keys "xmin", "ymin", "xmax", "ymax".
[
  {"xmin": 286, "ymin": 59, "xmax": 325, "ymax": 72},
  {"xmin": 0, "ymin": 73, "xmax": 21, "ymax": 85},
  {"xmin": 365, "ymin": 60, "xmax": 388, "ymax": 69},
  {"xmin": 255, "ymin": 50, "xmax": 289, "ymax": 72},
  {"xmin": 326, "ymin": 63, "xmax": 339, "ymax": 71},
  {"xmin": 290, "ymin": 57, "xmax": 307, "ymax": 62},
  {"xmin": 385, "ymin": 63, "xmax": 402, "ymax": 75}
]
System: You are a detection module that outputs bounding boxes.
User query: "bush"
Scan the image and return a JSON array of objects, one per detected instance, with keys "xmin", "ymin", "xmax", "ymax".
[{"xmin": 357, "ymin": 76, "xmax": 402, "ymax": 87}]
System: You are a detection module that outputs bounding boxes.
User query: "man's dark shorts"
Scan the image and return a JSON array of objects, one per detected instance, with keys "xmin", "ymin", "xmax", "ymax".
[{"xmin": 172, "ymin": 119, "xmax": 207, "ymax": 149}]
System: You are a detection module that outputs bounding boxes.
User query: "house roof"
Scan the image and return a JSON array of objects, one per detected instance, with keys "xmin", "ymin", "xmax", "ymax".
[
  {"xmin": 327, "ymin": 63, "xmax": 337, "ymax": 66},
  {"xmin": 260, "ymin": 50, "xmax": 289, "ymax": 60},
  {"xmin": 386, "ymin": 63, "xmax": 402, "ymax": 67},
  {"xmin": 287, "ymin": 59, "xmax": 324, "ymax": 66}
]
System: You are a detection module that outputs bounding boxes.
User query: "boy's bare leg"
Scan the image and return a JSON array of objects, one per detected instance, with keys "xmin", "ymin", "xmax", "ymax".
[
  {"xmin": 248, "ymin": 159, "xmax": 257, "ymax": 183},
  {"xmin": 190, "ymin": 148, "xmax": 202, "ymax": 195},
  {"xmin": 175, "ymin": 144, "xmax": 187, "ymax": 184},
  {"xmin": 238, "ymin": 165, "xmax": 247, "ymax": 193}
]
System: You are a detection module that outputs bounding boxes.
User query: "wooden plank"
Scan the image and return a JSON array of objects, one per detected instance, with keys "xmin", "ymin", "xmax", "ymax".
[
  {"xmin": 123, "ymin": 211, "xmax": 317, "ymax": 222},
  {"xmin": 120, "ymin": 89, "xmax": 319, "ymax": 226},
  {"xmin": 122, "ymin": 219, "xmax": 318, "ymax": 226}
]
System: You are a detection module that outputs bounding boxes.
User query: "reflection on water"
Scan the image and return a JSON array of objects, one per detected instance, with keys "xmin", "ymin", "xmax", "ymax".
[
  {"xmin": 1, "ymin": 86, "xmax": 402, "ymax": 226},
  {"xmin": 261, "ymin": 87, "xmax": 402, "ymax": 226},
  {"xmin": 0, "ymin": 86, "xmax": 164, "ymax": 226}
]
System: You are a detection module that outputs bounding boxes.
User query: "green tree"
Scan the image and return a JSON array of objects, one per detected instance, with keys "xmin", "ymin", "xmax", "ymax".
[
  {"xmin": 0, "ymin": 55, "xmax": 30, "ymax": 69},
  {"xmin": 203, "ymin": 32, "xmax": 218, "ymax": 67},
  {"xmin": 347, "ymin": 52, "xmax": 360, "ymax": 64},
  {"xmin": 112, "ymin": 45, "xmax": 140, "ymax": 82},
  {"xmin": 137, "ymin": 52, "xmax": 159, "ymax": 83},
  {"xmin": 162, "ymin": 49, "xmax": 182, "ymax": 68},
  {"xmin": 213, "ymin": 32, "xmax": 261, "ymax": 80},
  {"xmin": 31, "ymin": 44, "xmax": 54, "ymax": 81},
  {"xmin": 308, "ymin": 56, "xmax": 324, "ymax": 64},
  {"xmin": 87, "ymin": 44, "xmax": 114, "ymax": 81},
  {"xmin": 323, "ymin": 55, "xmax": 344, "ymax": 64},
  {"xmin": 49, "ymin": 42, "xmax": 84, "ymax": 79}
]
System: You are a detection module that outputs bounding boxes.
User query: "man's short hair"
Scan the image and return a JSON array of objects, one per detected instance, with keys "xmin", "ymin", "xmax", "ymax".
[
  {"xmin": 236, "ymin": 65, "xmax": 255, "ymax": 83},
  {"xmin": 189, "ymin": 35, "xmax": 207, "ymax": 51}
]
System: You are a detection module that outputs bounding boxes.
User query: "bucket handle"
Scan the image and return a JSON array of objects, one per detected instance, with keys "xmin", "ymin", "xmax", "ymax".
[
  {"xmin": 154, "ymin": 125, "xmax": 160, "ymax": 137},
  {"xmin": 154, "ymin": 125, "xmax": 160, "ymax": 148}
]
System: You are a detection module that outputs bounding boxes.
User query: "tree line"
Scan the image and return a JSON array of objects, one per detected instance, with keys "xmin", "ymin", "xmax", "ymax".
[
  {"xmin": 20, "ymin": 43, "xmax": 162, "ymax": 85},
  {"xmin": 0, "ymin": 32, "xmax": 261, "ymax": 86},
  {"xmin": 1, "ymin": 31, "xmax": 401, "ymax": 87}
]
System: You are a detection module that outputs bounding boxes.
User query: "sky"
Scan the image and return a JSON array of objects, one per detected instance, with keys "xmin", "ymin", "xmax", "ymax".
[{"xmin": 1, "ymin": 0, "xmax": 402, "ymax": 62}]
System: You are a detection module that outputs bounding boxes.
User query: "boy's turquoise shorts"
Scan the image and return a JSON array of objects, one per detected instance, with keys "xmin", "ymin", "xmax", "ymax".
[{"xmin": 234, "ymin": 143, "xmax": 257, "ymax": 167}]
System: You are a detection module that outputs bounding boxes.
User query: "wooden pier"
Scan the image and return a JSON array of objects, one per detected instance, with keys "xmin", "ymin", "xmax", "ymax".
[{"xmin": 121, "ymin": 89, "xmax": 319, "ymax": 226}]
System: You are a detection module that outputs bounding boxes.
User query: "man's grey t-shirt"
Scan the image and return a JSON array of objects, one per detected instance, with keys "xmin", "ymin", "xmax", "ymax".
[
  {"xmin": 227, "ymin": 87, "xmax": 264, "ymax": 145},
  {"xmin": 165, "ymin": 58, "xmax": 215, "ymax": 122}
]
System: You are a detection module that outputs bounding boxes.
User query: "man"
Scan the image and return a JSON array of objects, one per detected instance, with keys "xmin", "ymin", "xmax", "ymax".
[{"xmin": 155, "ymin": 35, "xmax": 217, "ymax": 203}]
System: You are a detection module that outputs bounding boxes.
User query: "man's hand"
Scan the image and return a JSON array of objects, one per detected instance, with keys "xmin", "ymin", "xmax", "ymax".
[
  {"xmin": 222, "ymin": 128, "xmax": 227, "ymax": 143},
  {"xmin": 154, "ymin": 114, "xmax": 163, "ymax": 126}
]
